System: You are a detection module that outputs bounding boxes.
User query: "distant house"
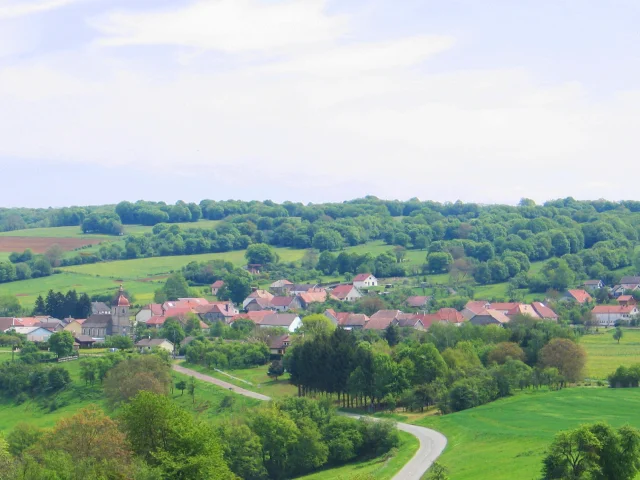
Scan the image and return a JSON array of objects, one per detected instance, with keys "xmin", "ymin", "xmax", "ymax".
[
  {"xmin": 364, "ymin": 310, "xmax": 403, "ymax": 330},
  {"xmin": 244, "ymin": 297, "xmax": 274, "ymax": 312},
  {"xmin": 405, "ymin": 296, "xmax": 431, "ymax": 309},
  {"xmin": 196, "ymin": 302, "xmax": 238, "ymax": 323},
  {"xmin": 136, "ymin": 304, "xmax": 164, "ymax": 324},
  {"xmin": 461, "ymin": 300, "xmax": 491, "ymax": 320},
  {"xmin": 353, "ymin": 273, "xmax": 378, "ymax": 289},
  {"xmin": 270, "ymin": 279, "xmax": 293, "ymax": 296},
  {"xmin": 331, "ymin": 284, "xmax": 363, "ymax": 302},
  {"xmin": 63, "ymin": 319, "xmax": 85, "ymax": 336},
  {"xmin": 270, "ymin": 296, "xmax": 302, "ymax": 312},
  {"xmin": 468, "ymin": 309, "xmax": 511, "ymax": 326},
  {"xmin": 485, "ymin": 303, "xmax": 519, "ymax": 314},
  {"xmin": 268, "ymin": 335, "xmax": 291, "ymax": 356},
  {"xmin": 563, "ymin": 289, "xmax": 593, "ymax": 304},
  {"xmin": 11, "ymin": 326, "xmax": 53, "ymax": 342},
  {"xmin": 74, "ymin": 335, "xmax": 96, "ymax": 348},
  {"xmin": 620, "ymin": 276, "xmax": 640, "ymax": 290},
  {"xmin": 231, "ymin": 311, "xmax": 272, "ymax": 326},
  {"xmin": 135, "ymin": 338, "xmax": 174, "ymax": 353},
  {"xmin": 618, "ymin": 295, "xmax": 637, "ymax": 307},
  {"xmin": 506, "ymin": 304, "xmax": 541, "ymax": 319},
  {"xmin": 258, "ymin": 314, "xmax": 302, "ymax": 332},
  {"xmin": 91, "ymin": 302, "xmax": 110, "ymax": 315},
  {"xmin": 394, "ymin": 315, "xmax": 426, "ymax": 330},
  {"xmin": 211, "ymin": 280, "xmax": 225, "ymax": 296},
  {"xmin": 289, "ymin": 284, "xmax": 318, "ymax": 296},
  {"xmin": 583, "ymin": 280, "xmax": 604, "ymax": 290},
  {"xmin": 591, "ymin": 305, "xmax": 639, "ymax": 327},
  {"xmin": 531, "ymin": 302, "xmax": 559, "ymax": 321},
  {"xmin": 436, "ymin": 308, "xmax": 466, "ymax": 325},
  {"xmin": 243, "ymin": 290, "xmax": 274, "ymax": 309},
  {"xmin": 297, "ymin": 291, "xmax": 328, "ymax": 309},
  {"xmin": 338, "ymin": 313, "xmax": 369, "ymax": 330},
  {"xmin": 0, "ymin": 317, "xmax": 25, "ymax": 333}
]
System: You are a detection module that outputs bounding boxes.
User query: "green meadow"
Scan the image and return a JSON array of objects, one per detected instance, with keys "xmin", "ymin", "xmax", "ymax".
[
  {"xmin": 418, "ymin": 388, "xmax": 640, "ymax": 480},
  {"xmin": 581, "ymin": 328, "xmax": 640, "ymax": 380}
]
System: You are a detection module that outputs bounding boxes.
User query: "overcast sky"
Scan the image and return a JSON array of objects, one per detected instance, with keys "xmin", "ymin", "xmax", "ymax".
[{"xmin": 1, "ymin": 0, "xmax": 639, "ymax": 207}]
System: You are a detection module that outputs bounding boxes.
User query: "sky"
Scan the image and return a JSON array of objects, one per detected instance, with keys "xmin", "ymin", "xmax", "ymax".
[{"xmin": 1, "ymin": 0, "xmax": 639, "ymax": 208}]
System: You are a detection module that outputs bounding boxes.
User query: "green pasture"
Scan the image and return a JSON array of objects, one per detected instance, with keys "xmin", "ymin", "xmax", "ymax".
[
  {"xmin": 418, "ymin": 388, "xmax": 640, "ymax": 480},
  {"xmin": 296, "ymin": 431, "xmax": 418, "ymax": 480},
  {"xmin": 180, "ymin": 362, "xmax": 297, "ymax": 399},
  {"xmin": 581, "ymin": 328, "xmax": 640, "ymax": 380},
  {"xmin": 2, "ymin": 273, "xmax": 160, "ymax": 309}
]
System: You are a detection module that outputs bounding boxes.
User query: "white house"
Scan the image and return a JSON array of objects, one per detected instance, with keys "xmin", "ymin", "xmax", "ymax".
[
  {"xmin": 591, "ymin": 305, "xmax": 638, "ymax": 327},
  {"xmin": 331, "ymin": 284, "xmax": 363, "ymax": 302},
  {"xmin": 258, "ymin": 314, "xmax": 302, "ymax": 333},
  {"xmin": 353, "ymin": 273, "xmax": 378, "ymax": 289},
  {"xmin": 135, "ymin": 338, "xmax": 174, "ymax": 353},
  {"xmin": 11, "ymin": 326, "xmax": 53, "ymax": 343}
]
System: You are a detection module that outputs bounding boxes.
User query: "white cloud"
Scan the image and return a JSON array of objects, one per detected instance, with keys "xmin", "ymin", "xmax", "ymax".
[
  {"xmin": 0, "ymin": 0, "xmax": 81, "ymax": 19},
  {"xmin": 91, "ymin": 0, "xmax": 346, "ymax": 53}
]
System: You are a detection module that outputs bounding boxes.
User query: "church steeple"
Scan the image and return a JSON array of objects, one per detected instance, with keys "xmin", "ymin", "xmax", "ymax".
[{"xmin": 112, "ymin": 284, "xmax": 131, "ymax": 336}]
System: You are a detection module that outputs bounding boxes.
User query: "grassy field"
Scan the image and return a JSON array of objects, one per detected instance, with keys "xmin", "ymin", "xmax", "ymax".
[
  {"xmin": 180, "ymin": 362, "xmax": 297, "ymax": 399},
  {"xmin": 3, "ymin": 272, "xmax": 161, "ymax": 309},
  {"xmin": 581, "ymin": 328, "xmax": 640, "ymax": 380},
  {"xmin": 296, "ymin": 431, "xmax": 418, "ymax": 480},
  {"xmin": 418, "ymin": 387, "xmax": 640, "ymax": 480},
  {"xmin": 0, "ymin": 359, "xmax": 260, "ymax": 434}
]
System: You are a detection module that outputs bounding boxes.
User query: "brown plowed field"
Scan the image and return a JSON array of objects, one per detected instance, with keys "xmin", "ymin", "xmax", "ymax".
[{"xmin": 0, "ymin": 237, "xmax": 104, "ymax": 253}]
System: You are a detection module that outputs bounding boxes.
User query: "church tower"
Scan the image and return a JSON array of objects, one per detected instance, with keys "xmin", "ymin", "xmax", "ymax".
[{"xmin": 111, "ymin": 285, "xmax": 131, "ymax": 336}]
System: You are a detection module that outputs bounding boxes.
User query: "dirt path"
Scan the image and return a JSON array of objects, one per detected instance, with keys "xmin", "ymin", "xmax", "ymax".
[{"xmin": 172, "ymin": 364, "xmax": 446, "ymax": 480}]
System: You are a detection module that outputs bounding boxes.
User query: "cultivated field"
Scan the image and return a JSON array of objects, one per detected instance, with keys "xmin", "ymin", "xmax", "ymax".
[
  {"xmin": 418, "ymin": 387, "xmax": 640, "ymax": 480},
  {"xmin": 581, "ymin": 328, "xmax": 640, "ymax": 380},
  {"xmin": 0, "ymin": 236, "xmax": 107, "ymax": 254}
]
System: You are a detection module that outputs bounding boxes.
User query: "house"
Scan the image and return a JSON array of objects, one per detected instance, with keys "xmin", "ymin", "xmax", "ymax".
[
  {"xmin": 268, "ymin": 335, "xmax": 291, "ymax": 356},
  {"xmin": 82, "ymin": 287, "xmax": 131, "ymax": 338},
  {"xmin": 210, "ymin": 280, "xmax": 225, "ymax": 296},
  {"xmin": 506, "ymin": 304, "xmax": 541, "ymax": 319},
  {"xmin": 91, "ymin": 302, "xmax": 110, "ymax": 315},
  {"xmin": 405, "ymin": 296, "xmax": 431, "ymax": 309},
  {"xmin": 583, "ymin": 280, "xmax": 604, "ymax": 290},
  {"xmin": 146, "ymin": 307, "xmax": 209, "ymax": 330},
  {"xmin": 258, "ymin": 314, "xmax": 302, "ymax": 332},
  {"xmin": 296, "ymin": 291, "xmax": 328, "ymax": 309},
  {"xmin": 0, "ymin": 317, "xmax": 24, "ymax": 333},
  {"xmin": 323, "ymin": 309, "xmax": 339, "ymax": 326},
  {"xmin": 486, "ymin": 303, "xmax": 519, "ymax": 314},
  {"xmin": 563, "ymin": 289, "xmax": 593, "ymax": 304},
  {"xmin": 245, "ymin": 297, "xmax": 275, "ymax": 312},
  {"xmin": 469, "ymin": 309, "xmax": 511, "ymax": 326},
  {"xmin": 135, "ymin": 338, "xmax": 174, "ymax": 353},
  {"xmin": 338, "ymin": 313, "xmax": 369, "ymax": 330},
  {"xmin": 196, "ymin": 302, "xmax": 238, "ymax": 323},
  {"xmin": 353, "ymin": 273, "xmax": 378, "ymax": 289},
  {"xmin": 436, "ymin": 308, "xmax": 466, "ymax": 325},
  {"xmin": 394, "ymin": 315, "xmax": 426, "ymax": 330},
  {"xmin": 74, "ymin": 335, "xmax": 96, "ymax": 348},
  {"xmin": 591, "ymin": 305, "xmax": 639, "ymax": 327},
  {"xmin": 36, "ymin": 321, "xmax": 65, "ymax": 332},
  {"xmin": 461, "ymin": 300, "xmax": 491, "ymax": 320},
  {"xmin": 618, "ymin": 295, "xmax": 637, "ymax": 307},
  {"xmin": 531, "ymin": 302, "xmax": 559, "ymax": 321},
  {"xmin": 365, "ymin": 310, "xmax": 403, "ymax": 330},
  {"xmin": 11, "ymin": 326, "xmax": 53, "ymax": 342},
  {"xmin": 270, "ymin": 296, "xmax": 302, "ymax": 312},
  {"xmin": 63, "ymin": 319, "xmax": 85, "ymax": 336},
  {"xmin": 288, "ymin": 284, "xmax": 318, "ymax": 296},
  {"xmin": 231, "ymin": 311, "xmax": 272, "ymax": 325},
  {"xmin": 136, "ymin": 304, "xmax": 164, "ymax": 324},
  {"xmin": 331, "ymin": 284, "xmax": 363, "ymax": 302},
  {"xmin": 270, "ymin": 279, "xmax": 293, "ymax": 296},
  {"xmin": 243, "ymin": 290, "xmax": 274, "ymax": 309},
  {"xmin": 620, "ymin": 276, "xmax": 640, "ymax": 290}
]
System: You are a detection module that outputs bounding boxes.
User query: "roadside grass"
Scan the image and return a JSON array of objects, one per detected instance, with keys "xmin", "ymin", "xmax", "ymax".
[
  {"xmin": 417, "ymin": 387, "xmax": 640, "ymax": 480},
  {"xmin": 2, "ymin": 272, "xmax": 160, "ymax": 309},
  {"xmin": 581, "ymin": 328, "xmax": 640, "ymax": 380},
  {"xmin": 179, "ymin": 362, "xmax": 297, "ymax": 399},
  {"xmin": 295, "ymin": 431, "xmax": 418, "ymax": 480}
]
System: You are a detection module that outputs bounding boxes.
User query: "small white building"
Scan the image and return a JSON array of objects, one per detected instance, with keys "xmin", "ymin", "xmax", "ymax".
[
  {"xmin": 591, "ymin": 305, "xmax": 638, "ymax": 327},
  {"xmin": 353, "ymin": 273, "xmax": 378, "ymax": 289},
  {"xmin": 331, "ymin": 284, "xmax": 363, "ymax": 302}
]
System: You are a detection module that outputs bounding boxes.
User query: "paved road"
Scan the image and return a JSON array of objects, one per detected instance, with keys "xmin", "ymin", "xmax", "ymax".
[{"xmin": 173, "ymin": 364, "xmax": 447, "ymax": 480}]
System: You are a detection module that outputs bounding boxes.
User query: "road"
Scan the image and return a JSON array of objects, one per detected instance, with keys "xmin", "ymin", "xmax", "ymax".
[{"xmin": 173, "ymin": 364, "xmax": 447, "ymax": 480}]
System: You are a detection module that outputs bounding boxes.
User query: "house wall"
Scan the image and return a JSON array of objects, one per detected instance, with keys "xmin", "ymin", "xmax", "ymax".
[
  {"xmin": 64, "ymin": 322, "xmax": 83, "ymax": 336},
  {"xmin": 136, "ymin": 309, "xmax": 152, "ymax": 324},
  {"xmin": 594, "ymin": 312, "xmax": 635, "ymax": 326}
]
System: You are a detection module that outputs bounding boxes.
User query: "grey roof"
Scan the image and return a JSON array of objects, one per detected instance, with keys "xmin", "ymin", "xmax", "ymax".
[
  {"xmin": 91, "ymin": 302, "xmax": 110, "ymax": 314},
  {"xmin": 74, "ymin": 335, "xmax": 96, "ymax": 343},
  {"xmin": 621, "ymin": 276, "xmax": 640, "ymax": 284},
  {"xmin": 0, "ymin": 317, "xmax": 19, "ymax": 332},
  {"xmin": 136, "ymin": 338, "xmax": 173, "ymax": 347},
  {"xmin": 83, "ymin": 314, "xmax": 112, "ymax": 328},
  {"xmin": 584, "ymin": 280, "xmax": 602, "ymax": 285},
  {"xmin": 260, "ymin": 314, "xmax": 299, "ymax": 327}
]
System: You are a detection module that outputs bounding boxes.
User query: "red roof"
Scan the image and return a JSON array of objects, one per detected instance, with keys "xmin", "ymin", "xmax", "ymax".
[
  {"xmin": 592, "ymin": 305, "xmax": 637, "ymax": 314},
  {"xmin": 339, "ymin": 313, "xmax": 369, "ymax": 327},
  {"xmin": 567, "ymin": 289, "xmax": 592, "ymax": 304},
  {"xmin": 331, "ymin": 284, "xmax": 357, "ymax": 300},
  {"xmin": 364, "ymin": 310, "xmax": 402, "ymax": 330},
  {"xmin": 436, "ymin": 308, "xmax": 465, "ymax": 324},
  {"xmin": 488, "ymin": 302, "xmax": 519, "ymax": 312},
  {"xmin": 531, "ymin": 302, "xmax": 558, "ymax": 319},
  {"xmin": 464, "ymin": 300, "xmax": 490, "ymax": 315},
  {"xmin": 353, "ymin": 273, "xmax": 373, "ymax": 282},
  {"xmin": 117, "ymin": 295, "xmax": 130, "ymax": 307},
  {"xmin": 211, "ymin": 280, "xmax": 224, "ymax": 288},
  {"xmin": 298, "ymin": 291, "xmax": 327, "ymax": 304},
  {"xmin": 406, "ymin": 296, "xmax": 430, "ymax": 308},
  {"xmin": 413, "ymin": 313, "xmax": 441, "ymax": 328}
]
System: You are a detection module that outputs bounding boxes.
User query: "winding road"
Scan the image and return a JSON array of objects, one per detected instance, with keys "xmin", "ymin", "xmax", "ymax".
[{"xmin": 173, "ymin": 364, "xmax": 447, "ymax": 480}]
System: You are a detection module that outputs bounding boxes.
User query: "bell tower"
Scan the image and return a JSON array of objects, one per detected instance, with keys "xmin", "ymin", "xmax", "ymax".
[{"xmin": 111, "ymin": 285, "xmax": 131, "ymax": 336}]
